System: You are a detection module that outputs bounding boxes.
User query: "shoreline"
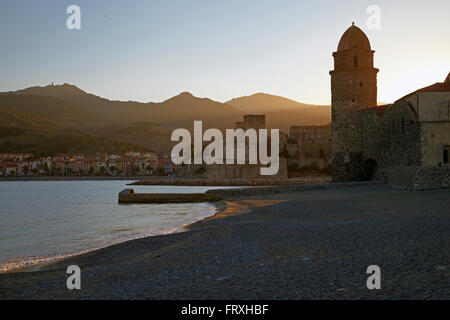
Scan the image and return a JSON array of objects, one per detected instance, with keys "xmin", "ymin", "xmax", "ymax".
[
  {"xmin": 0, "ymin": 180, "xmax": 384, "ymax": 274},
  {"xmin": 0, "ymin": 176, "xmax": 154, "ymax": 182},
  {"xmin": 0, "ymin": 181, "xmax": 380, "ymax": 274},
  {"xmin": 1, "ymin": 184, "xmax": 448, "ymax": 299},
  {"xmin": 0, "ymin": 176, "xmax": 331, "ymax": 186},
  {"xmin": 130, "ymin": 177, "xmax": 331, "ymax": 186},
  {"xmin": 0, "ymin": 199, "xmax": 228, "ymax": 274}
]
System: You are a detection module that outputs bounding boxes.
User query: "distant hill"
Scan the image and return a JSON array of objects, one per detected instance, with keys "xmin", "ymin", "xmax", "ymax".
[
  {"xmin": 227, "ymin": 93, "xmax": 331, "ymax": 132},
  {"xmin": 9, "ymin": 84, "xmax": 243, "ymax": 128},
  {"xmin": 0, "ymin": 84, "xmax": 335, "ymax": 153},
  {"xmin": 82, "ymin": 122, "xmax": 174, "ymax": 155},
  {"xmin": 227, "ymin": 93, "xmax": 329, "ymax": 113},
  {"xmin": 0, "ymin": 106, "xmax": 148, "ymax": 157},
  {"xmin": 265, "ymin": 107, "xmax": 331, "ymax": 132},
  {"xmin": 0, "ymin": 94, "xmax": 106, "ymax": 130}
]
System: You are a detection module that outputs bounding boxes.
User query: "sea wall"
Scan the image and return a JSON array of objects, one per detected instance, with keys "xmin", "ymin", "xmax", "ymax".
[
  {"xmin": 206, "ymin": 181, "xmax": 383, "ymax": 198},
  {"xmin": 178, "ymin": 159, "xmax": 288, "ymax": 179},
  {"xmin": 118, "ymin": 189, "xmax": 223, "ymax": 203}
]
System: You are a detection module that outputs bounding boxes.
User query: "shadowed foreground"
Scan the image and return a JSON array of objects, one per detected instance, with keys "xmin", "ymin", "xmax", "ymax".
[{"xmin": 1, "ymin": 185, "xmax": 449, "ymax": 299}]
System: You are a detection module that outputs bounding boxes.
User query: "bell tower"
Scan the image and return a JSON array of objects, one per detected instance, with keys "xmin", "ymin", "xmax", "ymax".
[{"xmin": 330, "ymin": 23, "xmax": 378, "ymax": 181}]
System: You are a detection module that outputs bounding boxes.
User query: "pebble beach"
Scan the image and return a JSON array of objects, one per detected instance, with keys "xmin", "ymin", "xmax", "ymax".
[{"xmin": 1, "ymin": 184, "xmax": 449, "ymax": 299}]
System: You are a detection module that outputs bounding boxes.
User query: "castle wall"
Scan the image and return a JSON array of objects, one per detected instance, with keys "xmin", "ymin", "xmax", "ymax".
[{"xmin": 205, "ymin": 158, "xmax": 287, "ymax": 179}]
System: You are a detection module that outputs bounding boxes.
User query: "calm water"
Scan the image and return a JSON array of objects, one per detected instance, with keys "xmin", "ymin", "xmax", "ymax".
[{"xmin": 0, "ymin": 181, "xmax": 228, "ymax": 271}]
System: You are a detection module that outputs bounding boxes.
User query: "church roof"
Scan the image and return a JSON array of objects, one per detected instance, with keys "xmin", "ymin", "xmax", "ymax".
[
  {"xmin": 397, "ymin": 72, "xmax": 450, "ymax": 101},
  {"xmin": 337, "ymin": 23, "xmax": 371, "ymax": 51}
]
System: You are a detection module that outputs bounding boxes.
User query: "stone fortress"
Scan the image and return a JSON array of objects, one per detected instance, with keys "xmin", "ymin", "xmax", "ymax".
[
  {"xmin": 330, "ymin": 23, "xmax": 450, "ymax": 190},
  {"xmin": 177, "ymin": 114, "xmax": 288, "ymax": 179}
]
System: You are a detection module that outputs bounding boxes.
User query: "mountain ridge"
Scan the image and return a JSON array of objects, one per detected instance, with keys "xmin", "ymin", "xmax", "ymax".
[
  {"xmin": 0, "ymin": 83, "xmax": 332, "ymax": 153},
  {"xmin": 227, "ymin": 92, "xmax": 329, "ymax": 113}
]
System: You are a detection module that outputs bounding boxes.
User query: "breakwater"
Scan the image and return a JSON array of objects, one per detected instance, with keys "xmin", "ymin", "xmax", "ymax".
[{"xmin": 118, "ymin": 189, "xmax": 223, "ymax": 203}]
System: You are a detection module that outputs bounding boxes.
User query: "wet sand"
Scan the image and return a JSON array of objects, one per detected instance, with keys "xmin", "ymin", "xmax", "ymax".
[{"xmin": 0, "ymin": 184, "xmax": 449, "ymax": 299}]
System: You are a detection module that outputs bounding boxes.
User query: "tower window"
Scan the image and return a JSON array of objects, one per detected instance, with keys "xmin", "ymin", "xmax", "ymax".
[
  {"xmin": 360, "ymin": 82, "xmax": 363, "ymax": 87},
  {"xmin": 344, "ymin": 154, "xmax": 350, "ymax": 163},
  {"xmin": 353, "ymin": 55, "xmax": 358, "ymax": 67}
]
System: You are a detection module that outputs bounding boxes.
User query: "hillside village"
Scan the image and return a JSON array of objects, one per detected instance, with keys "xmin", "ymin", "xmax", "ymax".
[{"xmin": 0, "ymin": 122, "xmax": 333, "ymax": 178}]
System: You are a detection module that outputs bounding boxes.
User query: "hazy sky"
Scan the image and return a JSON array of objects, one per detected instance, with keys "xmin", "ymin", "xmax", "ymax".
[{"xmin": 0, "ymin": 0, "xmax": 449, "ymax": 105}]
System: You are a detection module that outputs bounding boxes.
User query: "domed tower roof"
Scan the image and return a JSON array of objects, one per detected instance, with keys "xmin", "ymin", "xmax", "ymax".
[{"xmin": 337, "ymin": 23, "xmax": 371, "ymax": 51}]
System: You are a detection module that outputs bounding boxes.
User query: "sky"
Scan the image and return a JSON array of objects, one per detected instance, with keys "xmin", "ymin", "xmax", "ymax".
[{"xmin": 0, "ymin": 0, "xmax": 449, "ymax": 105}]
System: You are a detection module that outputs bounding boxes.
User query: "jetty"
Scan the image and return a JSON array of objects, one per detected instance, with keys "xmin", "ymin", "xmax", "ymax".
[{"xmin": 118, "ymin": 189, "xmax": 223, "ymax": 204}]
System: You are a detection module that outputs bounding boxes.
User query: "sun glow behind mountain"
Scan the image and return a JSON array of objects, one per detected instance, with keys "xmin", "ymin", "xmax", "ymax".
[{"xmin": 0, "ymin": 1, "xmax": 449, "ymax": 105}]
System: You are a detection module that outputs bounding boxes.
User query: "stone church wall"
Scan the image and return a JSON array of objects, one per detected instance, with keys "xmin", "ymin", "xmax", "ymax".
[
  {"xmin": 362, "ymin": 100, "xmax": 422, "ymax": 171},
  {"xmin": 384, "ymin": 165, "xmax": 450, "ymax": 191}
]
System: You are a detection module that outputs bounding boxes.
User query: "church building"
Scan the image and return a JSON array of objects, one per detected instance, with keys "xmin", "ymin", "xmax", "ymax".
[{"xmin": 330, "ymin": 23, "xmax": 450, "ymax": 189}]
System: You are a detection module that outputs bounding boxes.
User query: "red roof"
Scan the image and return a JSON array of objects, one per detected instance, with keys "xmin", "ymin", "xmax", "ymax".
[
  {"xmin": 398, "ymin": 73, "xmax": 450, "ymax": 101},
  {"xmin": 415, "ymin": 82, "xmax": 450, "ymax": 93}
]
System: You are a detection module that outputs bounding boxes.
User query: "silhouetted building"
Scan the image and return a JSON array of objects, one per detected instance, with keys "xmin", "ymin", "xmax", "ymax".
[
  {"xmin": 330, "ymin": 23, "xmax": 378, "ymax": 181},
  {"xmin": 243, "ymin": 115, "xmax": 266, "ymax": 130},
  {"xmin": 330, "ymin": 23, "xmax": 450, "ymax": 190},
  {"xmin": 290, "ymin": 125, "xmax": 331, "ymax": 145}
]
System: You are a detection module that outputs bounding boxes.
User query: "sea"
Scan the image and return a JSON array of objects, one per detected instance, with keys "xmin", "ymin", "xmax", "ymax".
[{"xmin": 0, "ymin": 180, "xmax": 232, "ymax": 272}]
